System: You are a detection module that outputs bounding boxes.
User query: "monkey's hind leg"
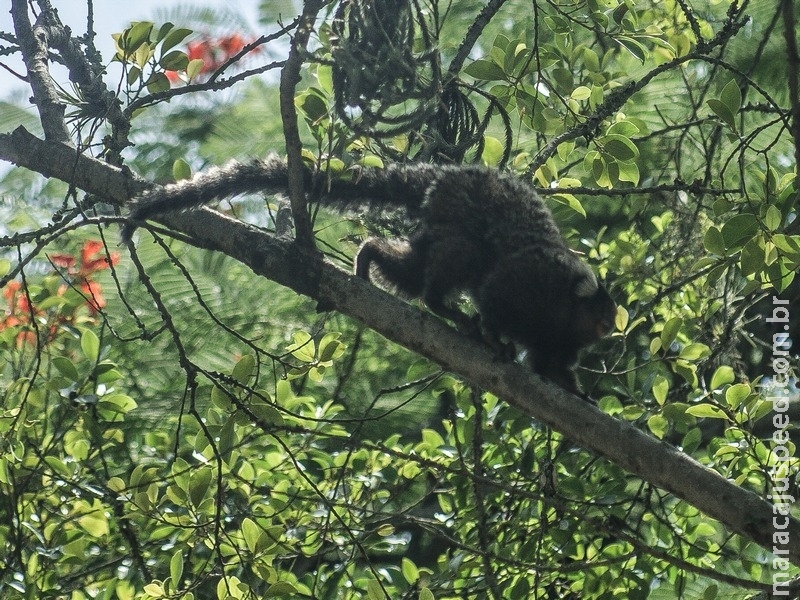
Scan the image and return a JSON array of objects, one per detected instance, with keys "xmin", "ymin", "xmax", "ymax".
[
  {"xmin": 355, "ymin": 237, "xmax": 426, "ymax": 298},
  {"xmin": 418, "ymin": 234, "xmax": 488, "ymax": 333},
  {"xmin": 355, "ymin": 234, "xmax": 477, "ymax": 333}
]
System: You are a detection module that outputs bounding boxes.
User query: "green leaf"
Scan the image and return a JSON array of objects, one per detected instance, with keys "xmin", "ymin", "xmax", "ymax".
[
  {"xmin": 707, "ymin": 97, "xmax": 737, "ymax": 132},
  {"xmin": 703, "ymin": 226, "xmax": 725, "ymax": 255},
  {"xmin": 615, "ymin": 36, "xmax": 648, "ymax": 63},
  {"xmin": 720, "ymin": 79, "xmax": 742, "ymax": 115},
  {"xmin": 159, "ymin": 50, "xmax": 189, "ymax": 71},
  {"xmin": 420, "ymin": 589, "xmax": 436, "ymax": 600},
  {"xmin": 211, "ymin": 385, "xmax": 232, "ymax": 411},
  {"xmin": 107, "ymin": 477, "xmax": 126, "ymax": 493},
  {"xmin": 126, "ymin": 65, "xmax": 142, "ymax": 86},
  {"xmin": 265, "ymin": 582, "xmax": 299, "ymax": 597},
  {"xmin": 674, "ymin": 361, "xmax": 698, "ymax": 387},
  {"xmin": 97, "ymin": 394, "xmax": 138, "ymax": 421},
  {"xmin": 551, "ymin": 193, "xmax": 586, "ymax": 217},
  {"xmin": 160, "ymin": 27, "xmax": 193, "ymax": 53},
  {"xmin": 557, "ymin": 142, "xmax": 575, "ymax": 161},
  {"xmin": 660, "ymin": 317, "xmax": 682, "ymax": 350},
  {"xmin": 318, "ymin": 334, "xmax": 344, "ymax": 363},
  {"xmin": 481, "ymin": 136, "xmax": 505, "ymax": 166},
  {"xmin": 685, "ymin": 404, "xmax": 728, "ymax": 419},
  {"xmin": 652, "ymin": 375, "xmax": 669, "ymax": 406},
  {"xmin": 681, "ymin": 427, "xmax": 702, "ymax": 453},
  {"xmin": 154, "ymin": 22, "xmax": 174, "ymax": 43},
  {"xmin": 607, "ymin": 121, "xmax": 641, "ymax": 137},
  {"xmin": 773, "ymin": 233, "xmax": 800, "ymax": 256},
  {"xmin": 316, "ymin": 64, "xmax": 334, "ymax": 94},
  {"xmin": 170, "ymin": 549, "xmax": 184, "ymax": 586},
  {"xmin": 765, "ymin": 259, "xmax": 795, "ymax": 292},
  {"xmin": 597, "ymin": 134, "xmax": 639, "ymax": 163},
  {"xmin": 120, "ymin": 22, "xmax": 154, "ymax": 57},
  {"xmin": 583, "ymin": 48, "xmax": 600, "ymax": 71},
  {"xmin": 721, "ymin": 214, "xmax": 759, "ymax": 249},
  {"xmin": 679, "ymin": 343, "xmax": 710, "ymax": 360},
  {"xmin": 81, "ymin": 329, "xmax": 100, "ymax": 362},
  {"xmin": 78, "ymin": 509, "xmax": 109, "ymax": 537},
  {"xmin": 615, "ymin": 305, "xmax": 628, "ymax": 331},
  {"xmin": 401, "ymin": 557, "xmax": 419, "ymax": 584},
  {"xmin": 45, "ymin": 456, "xmax": 73, "ymax": 478},
  {"xmin": 134, "ymin": 43, "xmax": 152, "ymax": 70},
  {"xmin": 172, "ymin": 159, "xmax": 192, "ymax": 182},
  {"xmin": 740, "ymin": 236, "xmax": 765, "ymax": 276},
  {"xmin": 143, "ymin": 583, "xmax": 165, "ymax": 598},
  {"xmin": 359, "ymin": 155, "xmax": 384, "ymax": 169},
  {"xmin": 571, "ymin": 86, "xmax": 592, "ymax": 100},
  {"xmin": 765, "ymin": 205, "xmax": 783, "ymax": 231},
  {"xmin": 232, "ymin": 354, "xmax": 256, "ymax": 384},
  {"xmin": 421, "ymin": 428, "xmax": 445, "ymax": 448},
  {"xmin": 188, "ymin": 467, "xmax": 213, "ymax": 507},
  {"xmin": 712, "ymin": 197, "xmax": 734, "ymax": 216},
  {"xmin": 463, "ymin": 59, "xmax": 507, "ymax": 81},
  {"xmin": 249, "ymin": 401, "xmax": 284, "ymax": 426},
  {"xmin": 710, "ymin": 366, "xmax": 734, "ymax": 389},
  {"xmin": 617, "ymin": 161, "xmax": 640, "ymax": 184},
  {"xmin": 749, "ymin": 398, "xmax": 774, "ymax": 424},
  {"xmin": 647, "ymin": 414, "xmax": 669, "ymax": 439},
  {"xmin": 296, "ymin": 91, "xmax": 328, "ymax": 123},
  {"xmin": 508, "ymin": 42, "xmax": 531, "ymax": 75},
  {"xmin": 287, "ymin": 331, "xmax": 316, "ymax": 362},
  {"xmin": 725, "ymin": 383, "xmax": 751, "ymax": 410},
  {"xmin": 186, "ymin": 58, "xmax": 205, "ymax": 80},
  {"xmin": 242, "ymin": 517, "xmax": 260, "ymax": 553},
  {"xmin": 217, "ymin": 417, "xmax": 237, "ymax": 461},
  {"xmin": 591, "ymin": 154, "xmax": 610, "ymax": 187},
  {"xmin": 145, "ymin": 72, "xmax": 171, "ymax": 94},
  {"xmin": 52, "ymin": 356, "xmax": 79, "ymax": 381},
  {"xmin": 544, "ymin": 15, "xmax": 572, "ymax": 33}
]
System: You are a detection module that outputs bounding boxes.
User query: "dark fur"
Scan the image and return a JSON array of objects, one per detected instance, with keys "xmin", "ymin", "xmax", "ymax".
[{"xmin": 123, "ymin": 156, "xmax": 617, "ymax": 394}]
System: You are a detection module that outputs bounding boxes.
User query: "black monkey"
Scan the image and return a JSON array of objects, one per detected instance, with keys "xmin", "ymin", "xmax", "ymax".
[{"xmin": 122, "ymin": 156, "xmax": 617, "ymax": 395}]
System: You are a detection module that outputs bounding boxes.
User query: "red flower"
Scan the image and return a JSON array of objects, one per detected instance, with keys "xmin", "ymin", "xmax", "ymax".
[
  {"xmin": 166, "ymin": 34, "xmax": 259, "ymax": 84},
  {"xmin": 1, "ymin": 280, "xmax": 41, "ymax": 346},
  {"xmin": 49, "ymin": 240, "xmax": 120, "ymax": 316},
  {"xmin": 80, "ymin": 240, "xmax": 119, "ymax": 274},
  {"xmin": 219, "ymin": 34, "xmax": 247, "ymax": 57},
  {"xmin": 3, "ymin": 280, "xmax": 36, "ymax": 316},
  {"xmin": 50, "ymin": 254, "xmax": 76, "ymax": 270},
  {"xmin": 187, "ymin": 39, "xmax": 215, "ymax": 66}
]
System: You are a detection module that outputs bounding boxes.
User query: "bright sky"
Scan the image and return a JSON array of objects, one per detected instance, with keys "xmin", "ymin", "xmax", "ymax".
[{"xmin": 1, "ymin": 1, "xmax": 261, "ymax": 98}]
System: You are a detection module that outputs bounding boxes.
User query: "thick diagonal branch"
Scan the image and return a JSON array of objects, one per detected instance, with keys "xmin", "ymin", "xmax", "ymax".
[{"xmin": 1, "ymin": 127, "xmax": 797, "ymax": 566}]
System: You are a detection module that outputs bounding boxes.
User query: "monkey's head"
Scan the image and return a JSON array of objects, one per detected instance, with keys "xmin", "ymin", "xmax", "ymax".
[{"xmin": 573, "ymin": 273, "xmax": 617, "ymax": 346}]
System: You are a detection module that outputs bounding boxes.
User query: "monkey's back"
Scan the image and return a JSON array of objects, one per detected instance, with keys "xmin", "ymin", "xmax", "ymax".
[{"xmin": 419, "ymin": 166, "xmax": 566, "ymax": 258}]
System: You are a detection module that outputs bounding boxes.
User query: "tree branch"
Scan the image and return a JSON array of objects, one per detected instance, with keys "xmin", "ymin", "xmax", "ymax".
[
  {"xmin": 34, "ymin": 1, "xmax": 131, "ymax": 161},
  {"xmin": 10, "ymin": 0, "xmax": 70, "ymax": 142},
  {"xmin": 1, "ymin": 127, "xmax": 797, "ymax": 566},
  {"xmin": 0, "ymin": 127, "xmax": 144, "ymax": 202},
  {"xmin": 279, "ymin": 0, "xmax": 323, "ymax": 248}
]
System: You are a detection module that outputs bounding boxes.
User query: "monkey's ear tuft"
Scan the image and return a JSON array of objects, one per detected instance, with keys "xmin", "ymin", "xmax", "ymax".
[{"xmin": 575, "ymin": 273, "xmax": 600, "ymax": 298}]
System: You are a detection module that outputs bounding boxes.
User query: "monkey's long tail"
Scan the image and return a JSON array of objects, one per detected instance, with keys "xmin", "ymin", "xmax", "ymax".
[{"xmin": 121, "ymin": 155, "xmax": 436, "ymax": 243}]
